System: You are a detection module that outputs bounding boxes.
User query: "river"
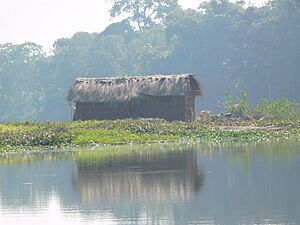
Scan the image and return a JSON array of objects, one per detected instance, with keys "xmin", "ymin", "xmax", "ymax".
[{"xmin": 0, "ymin": 142, "xmax": 299, "ymax": 225}]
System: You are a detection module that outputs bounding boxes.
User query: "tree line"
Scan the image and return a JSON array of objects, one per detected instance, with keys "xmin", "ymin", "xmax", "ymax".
[{"xmin": 0, "ymin": 0, "xmax": 299, "ymax": 121}]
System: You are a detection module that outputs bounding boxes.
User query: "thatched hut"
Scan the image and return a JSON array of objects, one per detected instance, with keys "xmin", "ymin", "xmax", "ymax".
[{"xmin": 68, "ymin": 74, "xmax": 202, "ymax": 121}]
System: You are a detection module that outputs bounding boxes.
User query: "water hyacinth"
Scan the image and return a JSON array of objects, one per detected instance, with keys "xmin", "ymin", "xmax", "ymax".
[{"xmin": 0, "ymin": 118, "xmax": 299, "ymax": 153}]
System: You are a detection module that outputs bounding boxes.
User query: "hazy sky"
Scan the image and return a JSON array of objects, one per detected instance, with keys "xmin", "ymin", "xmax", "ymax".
[{"xmin": 0, "ymin": 0, "xmax": 267, "ymax": 52}]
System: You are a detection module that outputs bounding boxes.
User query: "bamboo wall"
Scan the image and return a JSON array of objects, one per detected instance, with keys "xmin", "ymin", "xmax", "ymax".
[{"xmin": 73, "ymin": 95, "xmax": 196, "ymax": 121}]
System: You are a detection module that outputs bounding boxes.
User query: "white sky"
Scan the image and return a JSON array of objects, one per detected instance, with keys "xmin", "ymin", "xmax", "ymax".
[{"xmin": 0, "ymin": 0, "xmax": 267, "ymax": 53}]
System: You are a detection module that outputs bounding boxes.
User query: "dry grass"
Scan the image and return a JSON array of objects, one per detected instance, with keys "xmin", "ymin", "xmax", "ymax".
[{"xmin": 68, "ymin": 74, "xmax": 202, "ymax": 103}]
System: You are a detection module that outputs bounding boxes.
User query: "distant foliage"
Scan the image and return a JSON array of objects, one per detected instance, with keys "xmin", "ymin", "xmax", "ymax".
[
  {"xmin": 110, "ymin": 0, "xmax": 178, "ymax": 30},
  {"xmin": 0, "ymin": 0, "xmax": 299, "ymax": 121}
]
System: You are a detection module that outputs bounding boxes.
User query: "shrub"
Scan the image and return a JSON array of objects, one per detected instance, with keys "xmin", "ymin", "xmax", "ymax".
[
  {"xmin": 255, "ymin": 98, "xmax": 300, "ymax": 120},
  {"xmin": 224, "ymin": 91, "xmax": 252, "ymax": 117}
]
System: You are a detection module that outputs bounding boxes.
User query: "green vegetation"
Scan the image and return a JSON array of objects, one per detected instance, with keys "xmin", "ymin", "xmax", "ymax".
[
  {"xmin": 255, "ymin": 98, "xmax": 300, "ymax": 121},
  {"xmin": 225, "ymin": 91, "xmax": 252, "ymax": 117},
  {"xmin": 0, "ymin": 115, "xmax": 299, "ymax": 153},
  {"xmin": 223, "ymin": 92, "xmax": 300, "ymax": 124}
]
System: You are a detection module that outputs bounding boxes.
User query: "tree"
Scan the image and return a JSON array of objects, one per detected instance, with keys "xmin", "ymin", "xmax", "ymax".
[
  {"xmin": 0, "ymin": 42, "xmax": 46, "ymax": 121},
  {"xmin": 2, "ymin": 0, "xmax": 300, "ymax": 121},
  {"xmin": 110, "ymin": 0, "xmax": 179, "ymax": 30}
]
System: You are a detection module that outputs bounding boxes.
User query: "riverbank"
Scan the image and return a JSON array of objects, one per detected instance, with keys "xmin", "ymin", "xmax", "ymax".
[{"xmin": 1, "ymin": 118, "xmax": 300, "ymax": 153}]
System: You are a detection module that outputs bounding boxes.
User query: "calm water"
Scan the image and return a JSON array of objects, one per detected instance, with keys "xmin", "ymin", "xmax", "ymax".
[{"xmin": 0, "ymin": 142, "xmax": 299, "ymax": 225}]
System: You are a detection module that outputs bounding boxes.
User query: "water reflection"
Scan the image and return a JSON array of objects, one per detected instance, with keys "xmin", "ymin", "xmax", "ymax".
[
  {"xmin": 73, "ymin": 150, "xmax": 204, "ymax": 206},
  {"xmin": 0, "ymin": 160, "xmax": 76, "ymax": 211},
  {"xmin": 0, "ymin": 142, "xmax": 300, "ymax": 225},
  {"xmin": 0, "ymin": 146, "xmax": 206, "ymax": 224}
]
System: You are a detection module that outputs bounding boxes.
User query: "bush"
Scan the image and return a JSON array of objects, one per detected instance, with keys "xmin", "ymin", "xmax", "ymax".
[
  {"xmin": 224, "ymin": 91, "xmax": 300, "ymax": 122},
  {"xmin": 255, "ymin": 98, "xmax": 300, "ymax": 120},
  {"xmin": 224, "ymin": 91, "xmax": 252, "ymax": 117}
]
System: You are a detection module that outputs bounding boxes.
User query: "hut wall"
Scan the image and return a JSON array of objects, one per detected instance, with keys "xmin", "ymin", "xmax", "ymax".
[
  {"xmin": 184, "ymin": 96, "xmax": 196, "ymax": 122},
  {"xmin": 73, "ymin": 95, "xmax": 196, "ymax": 121}
]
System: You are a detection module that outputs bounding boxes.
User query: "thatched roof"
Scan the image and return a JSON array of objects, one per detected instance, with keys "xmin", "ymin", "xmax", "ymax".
[{"xmin": 68, "ymin": 74, "xmax": 202, "ymax": 103}]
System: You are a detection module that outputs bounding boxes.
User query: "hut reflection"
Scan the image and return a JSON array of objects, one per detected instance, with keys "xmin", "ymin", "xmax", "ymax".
[{"xmin": 73, "ymin": 150, "xmax": 205, "ymax": 206}]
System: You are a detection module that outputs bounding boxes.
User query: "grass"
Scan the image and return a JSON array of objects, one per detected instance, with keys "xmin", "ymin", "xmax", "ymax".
[{"xmin": 0, "ymin": 118, "xmax": 300, "ymax": 153}]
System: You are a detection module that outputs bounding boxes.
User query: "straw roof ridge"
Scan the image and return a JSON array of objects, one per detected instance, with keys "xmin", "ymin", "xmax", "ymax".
[{"xmin": 68, "ymin": 73, "xmax": 202, "ymax": 103}]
